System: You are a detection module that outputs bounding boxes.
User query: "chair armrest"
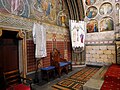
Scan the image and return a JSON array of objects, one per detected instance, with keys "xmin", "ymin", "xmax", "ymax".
[
  {"xmin": 20, "ymin": 77, "xmax": 33, "ymax": 86},
  {"xmin": 20, "ymin": 77, "xmax": 32, "ymax": 81},
  {"xmin": 60, "ymin": 58, "xmax": 67, "ymax": 62}
]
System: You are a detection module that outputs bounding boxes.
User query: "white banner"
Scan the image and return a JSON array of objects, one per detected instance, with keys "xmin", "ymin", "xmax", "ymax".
[{"xmin": 69, "ymin": 20, "xmax": 86, "ymax": 49}]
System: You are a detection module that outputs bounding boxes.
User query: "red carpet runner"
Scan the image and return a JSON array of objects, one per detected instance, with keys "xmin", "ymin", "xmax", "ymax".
[
  {"xmin": 52, "ymin": 66, "xmax": 100, "ymax": 90},
  {"xmin": 101, "ymin": 64, "xmax": 120, "ymax": 90}
]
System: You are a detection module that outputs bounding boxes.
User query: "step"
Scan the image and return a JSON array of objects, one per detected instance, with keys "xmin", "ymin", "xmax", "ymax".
[{"xmin": 83, "ymin": 66, "xmax": 109, "ymax": 90}]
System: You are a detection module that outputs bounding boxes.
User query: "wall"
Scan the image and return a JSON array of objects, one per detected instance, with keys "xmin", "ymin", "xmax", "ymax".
[
  {"xmin": 0, "ymin": 0, "xmax": 68, "ymax": 27},
  {"xmin": 26, "ymin": 24, "xmax": 71, "ymax": 72},
  {"xmin": 0, "ymin": 0, "xmax": 71, "ymax": 73},
  {"xmin": 82, "ymin": 0, "xmax": 120, "ymax": 65}
]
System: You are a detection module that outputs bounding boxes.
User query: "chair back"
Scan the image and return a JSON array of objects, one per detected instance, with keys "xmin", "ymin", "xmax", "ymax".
[
  {"xmin": 3, "ymin": 69, "xmax": 21, "ymax": 88},
  {"xmin": 50, "ymin": 48, "xmax": 61, "ymax": 65}
]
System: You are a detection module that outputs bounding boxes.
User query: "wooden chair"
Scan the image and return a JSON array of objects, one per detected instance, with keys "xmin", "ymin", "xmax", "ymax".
[
  {"xmin": 3, "ymin": 69, "xmax": 32, "ymax": 90},
  {"xmin": 0, "ymin": 67, "xmax": 6, "ymax": 90},
  {"xmin": 50, "ymin": 48, "xmax": 72, "ymax": 77}
]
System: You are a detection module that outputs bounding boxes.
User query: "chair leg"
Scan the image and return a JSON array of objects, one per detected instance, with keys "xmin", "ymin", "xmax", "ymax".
[
  {"xmin": 68, "ymin": 64, "xmax": 72, "ymax": 71},
  {"xmin": 65, "ymin": 66, "xmax": 68, "ymax": 74},
  {"xmin": 58, "ymin": 69, "xmax": 61, "ymax": 78},
  {"xmin": 47, "ymin": 71, "xmax": 50, "ymax": 82}
]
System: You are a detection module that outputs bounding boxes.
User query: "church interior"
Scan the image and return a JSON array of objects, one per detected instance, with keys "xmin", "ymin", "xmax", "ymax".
[{"xmin": 0, "ymin": 0, "xmax": 120, "ymax": 90}]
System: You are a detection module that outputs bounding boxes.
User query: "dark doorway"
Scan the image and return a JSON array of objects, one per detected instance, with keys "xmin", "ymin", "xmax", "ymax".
[{"xmin": 0, "ymin": 30, "xmax": 19, "ymax": 72}]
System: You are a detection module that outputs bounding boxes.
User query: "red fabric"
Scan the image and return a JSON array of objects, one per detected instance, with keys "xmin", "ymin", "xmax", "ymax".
[
  {"xmin": 101, "ymin": 80, "xmax": 120, "ymax": 90},
  {"xmin": 101, "ymin": 64, "xmax": 120, "ymax": 90},
  {"xmin": 7, "ymin": 84, "xmax": 30, "ymax": 90}
]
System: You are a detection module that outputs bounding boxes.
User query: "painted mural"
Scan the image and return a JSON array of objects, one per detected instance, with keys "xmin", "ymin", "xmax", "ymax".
[
  {"xmin": 85, "ymin": 0, "xmax": 96, "ymax": 6},
  {"xmin": 99, "ymin": 2, "xmax": 113, "ymax": 15},
  {"xmin": 100, "ymin": 17, "xmax": 114, "ymax": 32},
  {"xmin": 0, "ymin": 0, "xmax": 30, "ymax": 17},
  {"xmin": 56, "ymin": 0, "xmax": 68, "ymax": 27},
  {"xmin": 33, "ymin": 0, "xmax": 56, "ymax": 22},
  {"xmin": 86, "ymin": 6, "xmax": 98, "ymax": 18},
  {"xmin": 87, "ymin": 19, "xmax": 98, "ymax": 33},
  {"xmin": 0, "ymin": 0, "xmax": 64, "ymax": 24}
]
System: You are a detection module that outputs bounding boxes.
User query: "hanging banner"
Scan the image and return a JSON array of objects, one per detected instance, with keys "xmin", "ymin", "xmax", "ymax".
[{"xmin": 69, "ymin": 20, "xmax": 86, "ymax": 49}]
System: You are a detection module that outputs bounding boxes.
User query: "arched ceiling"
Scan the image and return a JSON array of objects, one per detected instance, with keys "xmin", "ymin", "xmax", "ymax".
[{"xmin": 63, "ymin": 0, "xmax": 85, "ymax": 21}]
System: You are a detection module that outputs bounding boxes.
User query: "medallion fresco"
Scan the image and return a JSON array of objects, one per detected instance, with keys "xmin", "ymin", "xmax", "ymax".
[
  {"xmin": 99, "ymin": 2, "xmax": 113, "ymax": 15},
  {"xmin": 86, "ymin": 6, "xmax": 98, "ymax": 18},
  {"xmin": 85, "ymin": 0, "xmax": 96, "ymax": 6},
  {"xmin": 87, "ymin": 19, "xmax": 98, "ymax": 33},
  {"xmin": 100, "ymin": 17, "xmax": 114, "ymax": 32}
]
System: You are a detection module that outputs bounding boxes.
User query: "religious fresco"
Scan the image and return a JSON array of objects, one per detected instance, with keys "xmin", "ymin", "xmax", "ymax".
[
  {"xmin": 87, "ymin": 19, "xmax": 98, "ymax": 33},
  {"xmin": 85, "ymin": 0, "xmax": 96, "ymax": 6},
  {"xmin": 57, "ymin": 10, "xmax": 67, "ymax": 27},
  {"xmin": 33, "ymin": 0, "xmax": 56, "ymax": 22},
  {"xmin": 86, "ymin": 6, "xmax": 98, "ymax": 18},
  {"xmin": 56, "ymin": 0, "xmax": 69, "ymax": 27},
  {"xmin": 0, "ymin": 0, "xmax": 30, "ymax": 18},
  {"xmin": 0, "ymin": 0, "xmax": 65, "ymax": 24},
  {"xmin": 100, "ymin": 17, "xmax": 114, "ymax": 32},
  {"xmin": 99, "ymin": 2, "xmax": 113, "ymax": 15}
]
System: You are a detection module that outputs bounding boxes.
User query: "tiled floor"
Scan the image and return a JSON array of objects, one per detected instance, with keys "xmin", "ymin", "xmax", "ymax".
[{"xmin": 32, "ymin": 67, "xmax": 83, "ymax": 90}]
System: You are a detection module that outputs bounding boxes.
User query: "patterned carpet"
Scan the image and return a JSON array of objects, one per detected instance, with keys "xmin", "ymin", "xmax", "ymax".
[{"xmin": 52, "ymin": 66, "xmax": 100, "ymax": 90}]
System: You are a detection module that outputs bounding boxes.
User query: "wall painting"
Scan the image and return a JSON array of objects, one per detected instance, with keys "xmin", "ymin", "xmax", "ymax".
[
  {"xmin": 100, "ymin": 17, "xmax": 114, "ymax": 32},
  {"xmin": 87, "ymin": 19, "xmax": 98, "ymax": 33},
  {"xmin": 99, "ymin": 2, "xmax": 113, "ymax": 15},
  {"xmin": 0, "ymin": 0, "xmax": 64, "ymax": 24},
  {"xmin": 85, "ymin": 0, "xmax": 96, "ymax": 6},
  {"xmin": 86, "ymin": 6, "xmax": 98, "ymax": 18}
]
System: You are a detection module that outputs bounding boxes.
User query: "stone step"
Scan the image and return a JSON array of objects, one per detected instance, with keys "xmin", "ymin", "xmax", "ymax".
[{"xmin": 83, "ymin": 66, "xmax": 109, "ymax": 90}]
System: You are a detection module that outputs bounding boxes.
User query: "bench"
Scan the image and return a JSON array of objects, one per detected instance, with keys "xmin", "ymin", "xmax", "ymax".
[{"xmin": 41, "ymin": 66, "xmax": 55, "ymax": 81}]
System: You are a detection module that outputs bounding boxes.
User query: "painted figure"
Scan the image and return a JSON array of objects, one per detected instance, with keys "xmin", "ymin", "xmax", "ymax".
[
  {"xmin": 87, "ymin": 19, "xmax": 98, "ymax": 33},
  {"xmin": 87, "ymin": 7, "xmax": 97, "ymax": 18},
  {"xmin": 46, "ymin": 2, "xmax": 52, "ymax": 16},
  {"xmin": 100, "ymin": 17, "xmax": 114, "ymax": 31},
  {"xmin": 100, "ymin": 3, "xmax": 112, "ymax": 15},
  {"xmin": 0, "ymin": 0, "xmax": 30, "ymax": 17},
  {"xmin": 94, "ymin": 24, "xmax": 98, "ymax": 32},
  {"xmin": 80, "ymin": 34, "xmax": 84, "ymax": 43},
  {"xmin": 10, "ymin": 0, "xmax": 21, "ymax": 15},
  {"xmin": 86, "ymin": 0, "xmax": 96, "ymax": 5}
]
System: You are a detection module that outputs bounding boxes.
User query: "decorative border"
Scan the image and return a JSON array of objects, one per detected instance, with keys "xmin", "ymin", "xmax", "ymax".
[
  {"xmin": 85, "ymin": 40, "xmax": 114, "ymax": 45},
  {"xmin": 0, "ymin": 14, "xmax": 33, "ymax": 30}
]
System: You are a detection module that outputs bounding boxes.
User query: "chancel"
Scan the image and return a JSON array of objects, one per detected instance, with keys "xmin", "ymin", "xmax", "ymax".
[{"xmin": 0, "ymin": 0, "xmax": 120, "ymax": 90}]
